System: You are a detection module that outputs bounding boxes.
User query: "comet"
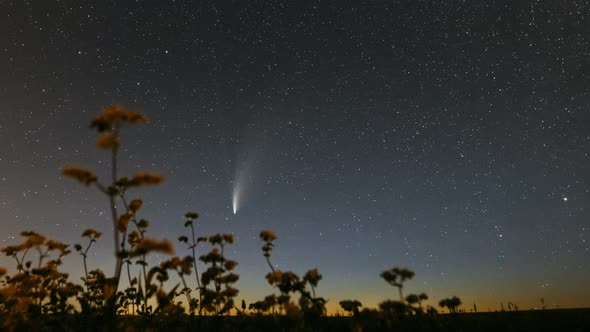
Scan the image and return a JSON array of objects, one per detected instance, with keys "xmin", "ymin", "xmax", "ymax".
[
  {"xmin": 231, "ymin": 124, "xmax": 264, "ymax": 216},
  {"xmin": 232, "ymin": 182, "xmax": 240, "ymax": 214},
  {"xmin": 231, "ymin": 149, "xmax": 260, "ymax": 215},
  {"xmin": 231, "ymin": 164, "xmax": 248, "ymax": 215}
]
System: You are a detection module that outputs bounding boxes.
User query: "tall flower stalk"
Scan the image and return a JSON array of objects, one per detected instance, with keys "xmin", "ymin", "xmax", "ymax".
[
  {"xmin": 62, "ymin": 104, "xmax": 163, "ymax": 315},
  {"xmin": 179, "ymin": 212, "xmax": 205, "ymax": 314}
]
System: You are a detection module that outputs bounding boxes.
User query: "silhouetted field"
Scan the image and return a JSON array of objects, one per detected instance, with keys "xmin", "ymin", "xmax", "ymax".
[
  {"xmin": 1, "ymin": 106, "xmax": 587, "ymax": 332},
  {"xmin": 438, "ymin": 309, "xmax": 590, "ymax": 332},
  {"xmin": 1, "ymin": 308, "xmax": 588, "ymax": 332}
]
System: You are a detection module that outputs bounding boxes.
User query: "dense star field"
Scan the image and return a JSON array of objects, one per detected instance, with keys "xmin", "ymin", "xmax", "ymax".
[{"xmin": 1, "ymin": 1, "xmax": 589, "ymax": 312}]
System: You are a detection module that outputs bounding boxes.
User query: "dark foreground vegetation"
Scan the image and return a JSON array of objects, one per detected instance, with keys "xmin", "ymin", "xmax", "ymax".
[
  {"xmin": 0, "ymin": 105, "xmax": 588, "ymax": 331},
  {"xmin": 1, "ymin": 308, "xmax": 589, "ymax": 332}
]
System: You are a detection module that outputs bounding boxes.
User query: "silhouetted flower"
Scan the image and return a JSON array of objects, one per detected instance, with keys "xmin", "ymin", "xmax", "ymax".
[
  {"xmin": 303, "ymin": 268, "xmax": 322, "ymax": 287},
  {"xmin": 201, "ymin": 266, "xmax": 224, "ymax": 285},
  {"xmin": 124, "ymin": 110, "xmax": 147, "ymax": 124},
  {"xmin": 380, "ymin": 267, "xmax": 415, "ymax": 302},
  {"xmin": 128, "ymin": 199, "xmax": 142, "ymax": 212},
  {"xmin": 199, "ymin": 248, "xmax": 223, "ymax": 264},
  {"xmin": 266, "ymin": 270, "xmax": 302, "ymax": 294},
  {"xmin": 161, "ymin": 256, "xmax": 181, "ymax": 270},
  {"xmin": 339, "ymin": 299, "xmax": 362, "ymax": 316},
  {"xmin": 62, "ymin": 167, "xmax": 97, "ymax": 186},
  {"xmin": 1, "ymin": 245, "xmax": 23, "ymax": 256},
  {"xmin": 185, "ymin": 212, "xmax": 199, "ymax": 219},
  {"xmin": 209, "ymin": 234, "xmax": 223, "ymax": 245},
  {"xmin": 439, "ymin": 296, "xmax": 462, "ymax": 313},
  {"xmin": 222, "ymin": 234, "xmax": 234, "ymax": 244},
  {"xmin": 162, "ymin": 255, "xmax": 193, "ymax": 276},
  {"xmin": 81, "ymin": 228, "xmax": 102, "ymax": 239},
  {"xmin": 222, "ymin": 285, "xmax": 239, "ymax": 297},
  {"xmin": 23, "ymin": 231, "xmax": 46, "ymax": 248},
  {"xmin": 260, "ymin": 230, "xmax": 277, "ymax": 242},
  {"xmin": 179, "ymin": 255, "xmax": 193, "ymax": 275},
  {"xmin": 137, "ymin": 219, "xmax": 149, "ymax": 229},
  {"xmin": 224, "ymin": 260, "xmax": 237, "ymax": 270},
  {"xmin": 129, "ymin": 172, "xmax": 164, "ymax": 186},
  {"xmin": 46, "ymin": 240, "xmax": 68, "ymax": 252},
  {"xmin": 406, "ymin": 294, "xmax": 420, "ymax": 305},
  {"xmin": 129, "ymin": 238, "xmax": 174, "ymax": 258},
  {"xmin": 90, "ymin": 104, "xmax": 147, "ymax": 132},
  {"xmin": 266, "ymin": 271, "xmax": 283, "ymax": 284}
]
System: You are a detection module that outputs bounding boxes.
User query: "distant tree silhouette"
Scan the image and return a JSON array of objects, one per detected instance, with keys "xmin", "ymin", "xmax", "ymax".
[
  {"xmin": 439, "ymin": 296, "xmax": 462, "ymax": 313},
  {"xmin": 380, "ymin": 267, "xmax": 415, "ymax": 302},
  {"xmin": 406, "ymin": 292, "xmax": 428, "ymax": 312},
  {"xmin": 339, "ymin": 299, "xmax": 362, "ymax": 316},
  {"xmin": 419, "ymin": 293, "xmax": 428, "ymax": 304}
]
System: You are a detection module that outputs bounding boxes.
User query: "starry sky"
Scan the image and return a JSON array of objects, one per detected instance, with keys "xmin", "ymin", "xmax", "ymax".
[{"xmin": 1, "ymin": 1, "xmax": 589, "ymax": 311}]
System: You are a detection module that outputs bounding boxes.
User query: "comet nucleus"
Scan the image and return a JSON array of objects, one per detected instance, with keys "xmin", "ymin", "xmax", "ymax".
[{"xmin": 232, "ymin": 184, "xmax": 240, "ymax": 214}]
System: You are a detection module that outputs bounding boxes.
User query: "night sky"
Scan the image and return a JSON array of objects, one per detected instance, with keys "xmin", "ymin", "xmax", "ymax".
[{"xmin": 1, "ymin": 1, "xmax": 589, "ymax": 311}]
